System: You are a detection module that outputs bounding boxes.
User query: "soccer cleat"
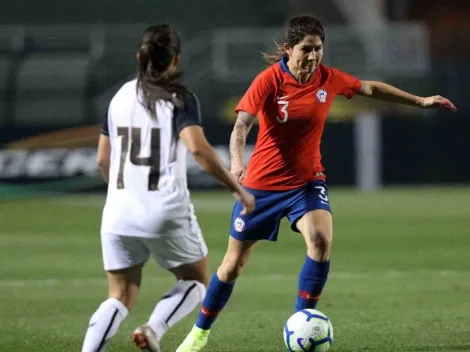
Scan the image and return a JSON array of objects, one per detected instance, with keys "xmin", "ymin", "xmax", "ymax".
[
  {"xmin": 175, "ymin": 325, "xmax": 210, "ymax": 352},
  {"xmin": 132, "ymin": 324, "xmax": 161, "ymax": 352}
]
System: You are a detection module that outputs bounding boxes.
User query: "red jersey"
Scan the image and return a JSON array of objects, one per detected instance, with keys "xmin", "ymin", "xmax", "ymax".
[{"xmin": 235, "ymin": 58, "xmax": 362, "ymax": 191}]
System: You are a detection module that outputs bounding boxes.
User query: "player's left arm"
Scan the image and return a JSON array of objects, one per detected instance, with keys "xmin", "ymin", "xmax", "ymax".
[
  {"xmin": 97, "ymin": 134, "xmax": 111, "ymax": 183},
  {"xmin": 358, "ymin": 80, "xmax": 457, "ymax": 111},
  {"xmin": 97, "ymin": 111, "xmax": 111, "ymax": 183}
]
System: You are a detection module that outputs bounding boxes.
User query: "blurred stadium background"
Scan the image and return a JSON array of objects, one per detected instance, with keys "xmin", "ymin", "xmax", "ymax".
[{"xmin": 0, "ymin": 1, "xmax": 469, "ymax": 351}]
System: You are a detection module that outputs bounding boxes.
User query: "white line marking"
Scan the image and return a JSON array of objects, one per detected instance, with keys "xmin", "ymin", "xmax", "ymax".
[
  {"xmin": 50, "ymin": 196, "xmax": 234, "ymax": 212},
  {"xmin": 1, "ymin": 270, "xmax": 467, "ymax": 288}
]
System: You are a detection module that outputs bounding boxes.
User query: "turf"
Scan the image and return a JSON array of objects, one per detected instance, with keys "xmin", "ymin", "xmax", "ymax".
[{"xmin": 1, "ymin": 186, "xmax": 469, "ymax": 351}]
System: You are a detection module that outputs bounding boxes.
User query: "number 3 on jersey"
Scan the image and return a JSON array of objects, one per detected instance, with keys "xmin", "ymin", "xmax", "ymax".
[
  {"xmin": 277, "ymin": 100, "xmax": 289, "ymax": 123},
  {"xmin": 116, "ymin": 127, "xmax": 160, "ymax": 191}
]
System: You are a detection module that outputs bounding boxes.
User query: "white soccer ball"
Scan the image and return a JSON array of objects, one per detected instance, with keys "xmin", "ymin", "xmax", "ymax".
[{"xmin": 283, "ymin": 309, "xmax": 333, "ymax": 352}]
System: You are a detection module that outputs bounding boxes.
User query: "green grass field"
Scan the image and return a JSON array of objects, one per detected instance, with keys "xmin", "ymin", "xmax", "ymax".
[{"xmin": 1, "ymin": 187, "xmax": 470, "ymax": 352}]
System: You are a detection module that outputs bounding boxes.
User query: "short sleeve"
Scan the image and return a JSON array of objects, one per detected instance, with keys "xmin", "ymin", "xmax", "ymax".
[
  {"xmin": 174, "ymin": 92, "xmax": 202, "ymax": 135},
  {"xmin": 235, "ymin": 69, "xmax": 274, "ymax": 116},
  {"xmin": 101, "ymin": 109, "xmax": 109, "ymax": 136},
  {"xmin": 330, "ymin": 68, "xmax": 362, "ymax": 99}
]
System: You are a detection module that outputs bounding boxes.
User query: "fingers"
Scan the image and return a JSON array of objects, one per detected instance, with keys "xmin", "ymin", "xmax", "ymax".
[
  {"xmin": 231, "ymin": 169, "xmax": 246, "ymax": 184},
  {"xmin": 432, "ymin": 96, "xmax": 457, "ymax": 112},
  {"xmin": 443, "ymin": 98, "xmax": 457, "ymax": 112},
  {"xmin": 238, "ymin": 171, "xmax": 246, "ymax": 183},
  {"xmin": 239, "ymin": 200, "xmax": 255, "ymax": 215},
  {"xmin": 231, "ymin": 171, "xmax": 241, "ymax": 179},
  {"xmin": 438, "ymin": 98, "xmax": 457, "ymax": 111}
]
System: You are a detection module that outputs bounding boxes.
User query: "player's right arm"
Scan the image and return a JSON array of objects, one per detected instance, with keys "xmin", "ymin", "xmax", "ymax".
[
  {"xmin": 231, "ymin": 69, "xmax": 274, "ymax": 182},
  {"xmin": 230, "ymin": 111, "xmax": 256, "ymax": 183},
  {"xmin": 180, "ymin": 126, "xmax": 254, "ymax": 214}
]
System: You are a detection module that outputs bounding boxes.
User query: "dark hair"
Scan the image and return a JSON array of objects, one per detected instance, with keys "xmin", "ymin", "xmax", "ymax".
[
  {"xmin": 263, "ymin": 15, "xmax": 325, "ymax": 64},
  {"xmin": 137, "ymin": 24, "xmax": 188, "ymax": 117}
]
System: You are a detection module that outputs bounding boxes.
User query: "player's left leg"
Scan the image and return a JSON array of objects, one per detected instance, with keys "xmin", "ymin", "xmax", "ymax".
[
  {"xmin": 82, "ymin": 263, "xmax": 144, "ymax": 352},
  {"xmin": 287, "ymin": 180, "xmax": 333, "ymax": 311},
  {"xmin": 295, "ymin": 209, "xmax": 333, "ymax": 310},
  {"xmin": 133, "ymin": 203, "xmax": 210, "ymax": 351}
]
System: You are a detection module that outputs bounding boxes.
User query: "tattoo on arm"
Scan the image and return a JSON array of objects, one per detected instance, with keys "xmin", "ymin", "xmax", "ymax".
[
  {"xmin": 237, "ymin": 111, "xmax": 256, "ymax": 127},
  {"xmin": 230, "ymin": 111, "xmax": 256, "ymax": 168}
]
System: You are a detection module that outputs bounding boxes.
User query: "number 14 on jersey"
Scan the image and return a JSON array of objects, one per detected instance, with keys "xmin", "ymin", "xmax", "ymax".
[{"xmin": 116, "ymin": 127, "xmax": 161, "ymax": 191}]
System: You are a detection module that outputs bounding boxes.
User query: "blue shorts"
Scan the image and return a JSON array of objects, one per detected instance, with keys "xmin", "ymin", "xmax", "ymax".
[{"xmin": 229, "ymin": 180, "xmax": 331, "ymax": 242}]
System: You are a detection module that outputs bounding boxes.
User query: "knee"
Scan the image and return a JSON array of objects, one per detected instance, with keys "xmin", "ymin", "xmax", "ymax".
[
  {"xmin": 306, "ymin": 230, "xmax": 332, "ymax": 259},
  {"xmin": 174, "ymin": 270, "xmax": 210, "ymax": 288},
  {"xmin": 169, "ymin": 257, "xmax": 211, "ymax": 288},
  {"xmin": 218, "ymin": 256, "xmax": 249, "ymax": 282}
]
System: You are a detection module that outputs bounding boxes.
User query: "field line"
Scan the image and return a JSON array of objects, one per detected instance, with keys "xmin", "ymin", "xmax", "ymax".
[
  {"xmin": 50, "ymin": 197, "xmax": 233, "ymax": 212},
  {"xmin": 0, "ymin": 270, "xmax": 467, "ymax": 288}
]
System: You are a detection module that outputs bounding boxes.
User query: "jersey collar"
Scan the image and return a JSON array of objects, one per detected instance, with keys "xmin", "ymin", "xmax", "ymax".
[{"xmin": 279, "ymin": 56, "xmax": 315, "ymax": 84}]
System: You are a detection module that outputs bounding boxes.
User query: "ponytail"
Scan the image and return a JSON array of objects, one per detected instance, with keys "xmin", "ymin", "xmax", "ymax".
[
  {"xmin": 136, "ymin": 25, "xmax": 189, "ymax": 118},
  {"xmin": 262, "ymin": 40, "xmax": 286, "ymax": 64}
]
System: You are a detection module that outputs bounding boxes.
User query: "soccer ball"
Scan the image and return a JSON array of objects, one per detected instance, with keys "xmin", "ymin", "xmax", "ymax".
[{"xmin": 283, "ymin": 309, "xmax": 333, "ymax": 352}]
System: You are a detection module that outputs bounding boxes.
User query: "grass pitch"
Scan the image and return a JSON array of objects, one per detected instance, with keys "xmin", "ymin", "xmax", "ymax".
[{"xmin": 1, "ymin": 186, "xmax": 469, "ymax": 351}]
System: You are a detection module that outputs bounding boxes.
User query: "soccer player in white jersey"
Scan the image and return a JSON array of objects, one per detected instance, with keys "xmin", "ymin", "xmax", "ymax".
[{"xmin": 80, "ymin": 24, "xmax": 255, "ymax": 352}]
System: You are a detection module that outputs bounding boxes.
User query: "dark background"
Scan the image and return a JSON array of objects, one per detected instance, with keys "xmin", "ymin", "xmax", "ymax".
[{"xmin": 0, "ymin": 0, "xmax": 468, "ymax": 190}]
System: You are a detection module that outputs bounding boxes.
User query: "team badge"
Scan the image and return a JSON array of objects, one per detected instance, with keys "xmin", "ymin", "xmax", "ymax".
[
  {"xmin": 234, "ymin": 217, "xmax": 245, "ymax": 232},
  {"xmin": 316, "ymin": 89, "xmax": 328, "ymax": 103}
]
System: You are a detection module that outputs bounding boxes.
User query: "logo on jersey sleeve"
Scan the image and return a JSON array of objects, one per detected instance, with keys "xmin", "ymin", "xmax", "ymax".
[
  {"xmin": 316, "ymin": 89, "xmax": 328, "ymax": 103},
  {"xmin": 234, "ymin": 217, "xmax": 245, "ymax": 232}
]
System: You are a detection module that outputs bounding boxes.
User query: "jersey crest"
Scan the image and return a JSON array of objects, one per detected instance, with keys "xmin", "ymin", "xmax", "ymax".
[
  {"xmin": 234, "ymin": 217, "xmax": 245, "ymax": 232},
  {"xmin": 316, "ymin": 89, "xmax": 328, "ymax": 103}
]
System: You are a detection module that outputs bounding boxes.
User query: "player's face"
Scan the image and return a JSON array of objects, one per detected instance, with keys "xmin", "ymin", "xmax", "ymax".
[{"xmin": 285, "ymin": 35, "xmax": 323, "ymax": 75}]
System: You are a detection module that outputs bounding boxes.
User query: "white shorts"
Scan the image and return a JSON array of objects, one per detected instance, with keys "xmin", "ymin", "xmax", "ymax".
[
  {"xmin": 101, "ymin": 231, "xmax": 208, "ymax": 271},
  {"xmin": 100, "ymin": 180, "xmax": 208, "ymax": 271}
]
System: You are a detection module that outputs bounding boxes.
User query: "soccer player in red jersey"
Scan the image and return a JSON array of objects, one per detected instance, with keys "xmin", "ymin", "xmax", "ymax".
[{"xmin": 176, "ymin": 15, "xmax": 457, "ymax": 351}]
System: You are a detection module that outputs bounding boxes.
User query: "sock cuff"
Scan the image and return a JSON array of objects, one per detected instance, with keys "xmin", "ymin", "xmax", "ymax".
[
  {"xmin": 305, "ymin": 257, "xmax": 330, "ymax": 270},
  {"xmin": 104, "ymin": 298, "xmax": 129, "ymax": 318},
  {"xmin": 178, "ymin": 280, "xmax": 207, "ymax": 302},
  {"xmin": 213, "ymin": 273, "xmax": 235, "ymax": 289},
  {"xmin": 192, "ymin": 280, "xmax": 207, "ymax": 301},
  {"xmin": 305, "ymin": 256, "xmax": 330, "ymax": 264},
  {"xmin": 300, "ymin": 257, "xmax": 330, "ymax": 280}
]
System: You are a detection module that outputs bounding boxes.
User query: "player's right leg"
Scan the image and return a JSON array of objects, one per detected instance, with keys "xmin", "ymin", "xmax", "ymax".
[
  {"xmin": 82, "ymin": 235, "xmax": 148, "ymax": 352},
  {"xmin": 132, "ymin": 189, "xmax": 210, "ymax": 352},
  {"xmin": 176, "ymin": 237, "xmax": 256, "ymax": 352},
  {"xmin": 133, "ymin": 257, "xmax": 210, "ymax": 351},
  {"xmin": 176, "ymin": 187, "xmax": 286, "ymax": 351}
]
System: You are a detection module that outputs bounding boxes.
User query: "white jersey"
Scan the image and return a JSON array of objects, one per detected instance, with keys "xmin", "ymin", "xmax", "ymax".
[{"xmin": 100, "ymin": 79, "xmax": 202, "ymax": 238}]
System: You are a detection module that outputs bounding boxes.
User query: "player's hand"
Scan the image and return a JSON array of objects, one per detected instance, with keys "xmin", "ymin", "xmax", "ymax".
[
  {"xmin": 419, "ymin": 95, "xmax": 457, "ymax": 111},
  {"xmin": 233, "ymin": 189, "xmax": 255, "ymax": 215},
  {"xmin": 230, "ymin": 165, "xmax": 246, "ymax": 184}
]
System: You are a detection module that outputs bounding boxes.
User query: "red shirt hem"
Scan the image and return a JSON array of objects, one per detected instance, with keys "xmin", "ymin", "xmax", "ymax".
[{"xmin": 242, "ymin": 175, "xmax": 326, "ymax": 191}]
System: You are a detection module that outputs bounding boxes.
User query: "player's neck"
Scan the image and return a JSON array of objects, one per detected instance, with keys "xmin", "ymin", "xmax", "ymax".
[
  {"xmin": 286, "ymin": 62, "xmax": 311, "ymax": 84},
  {"xmin": 297, "ymin": 73, "xmax": 311, "ymax": 84}
]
